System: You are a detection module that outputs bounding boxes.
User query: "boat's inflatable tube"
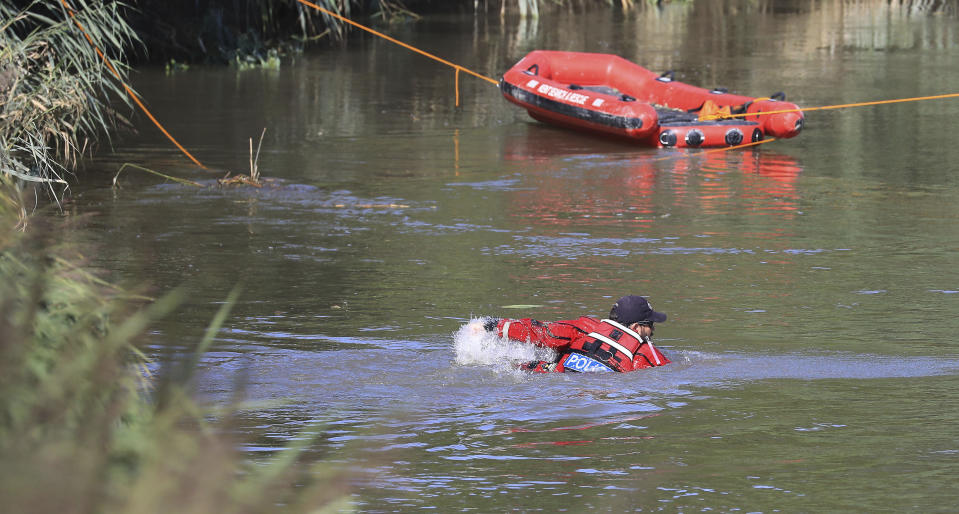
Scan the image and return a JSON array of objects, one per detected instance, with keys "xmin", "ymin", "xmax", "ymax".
[{"xmin": 500, "ymin": 51, "xmax": 804, "ymax": 148}]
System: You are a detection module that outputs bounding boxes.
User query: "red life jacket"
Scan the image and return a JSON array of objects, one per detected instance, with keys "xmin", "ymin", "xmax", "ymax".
[{"xmin": 563, "ymin": 319, "xmax": 667, "ymax": 372}]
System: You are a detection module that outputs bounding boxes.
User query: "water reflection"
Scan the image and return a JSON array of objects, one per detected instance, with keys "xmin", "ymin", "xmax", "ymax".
[
  {"xmin": 803, "ymin": 0, "xmax": 959, "ymax": 52},
  {"xmin": 501, "ymin": 134, "xmax": 804, "ymax": 231}
]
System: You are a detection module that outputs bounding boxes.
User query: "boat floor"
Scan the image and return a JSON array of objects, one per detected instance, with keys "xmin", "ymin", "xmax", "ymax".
[
  {"xmin": 567, "ymin": 84, "xmax": 756, "ymax": 127},
  {"xmin": 655, "ymin": 107, "xmax": 757, "ymax": 127}
]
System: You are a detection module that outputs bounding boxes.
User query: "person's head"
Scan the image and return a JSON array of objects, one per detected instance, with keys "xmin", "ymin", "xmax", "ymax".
[{"xmin": 609, "ymin": 295, "xmax": 667, "ymax": 335}]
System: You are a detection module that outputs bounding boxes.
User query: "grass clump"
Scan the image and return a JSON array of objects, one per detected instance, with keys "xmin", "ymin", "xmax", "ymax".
[
  {"xmin": 0, "ymin": 181, "xmax": 355, "ymax": 513},
  {"xmin": 1, "ymin": 0, "xmax": 139, "ymax": 197}
]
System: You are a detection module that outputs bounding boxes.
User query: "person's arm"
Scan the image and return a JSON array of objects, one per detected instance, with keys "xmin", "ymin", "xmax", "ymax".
[{"xmin": 487, "ymin": 318, "xmax": 579, "ymax": 350}]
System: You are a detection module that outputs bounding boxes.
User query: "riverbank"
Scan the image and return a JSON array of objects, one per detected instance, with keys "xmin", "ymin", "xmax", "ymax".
[{"xmin": 0, "ymin": 1, "xmax": 139, "ymax": 197}]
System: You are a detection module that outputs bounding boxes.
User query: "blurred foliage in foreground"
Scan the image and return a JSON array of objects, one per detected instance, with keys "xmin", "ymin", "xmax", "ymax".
[{"xmin": 0, "ymin": 181, "xmax": 354, "ymax": 513}]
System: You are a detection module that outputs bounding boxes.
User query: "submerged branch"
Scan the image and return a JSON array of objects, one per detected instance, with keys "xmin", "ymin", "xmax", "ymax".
[{"xmin": 113, "ymin": 163, "xmax": 203, "ymax": 188}]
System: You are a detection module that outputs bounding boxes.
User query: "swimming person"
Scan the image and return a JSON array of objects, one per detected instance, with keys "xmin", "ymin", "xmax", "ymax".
[{"xmin": 482, "ymin": 295, "xmax": 670, "ymax": 373}]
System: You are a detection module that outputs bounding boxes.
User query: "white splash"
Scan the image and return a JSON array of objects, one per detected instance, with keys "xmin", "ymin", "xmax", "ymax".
[{"xmin": 453, "ymin": 318, "xmax": 556, "ymax": 371}]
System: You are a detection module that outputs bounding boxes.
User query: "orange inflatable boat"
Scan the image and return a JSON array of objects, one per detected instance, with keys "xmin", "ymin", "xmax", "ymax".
[{"xmin": 500, "ymin": 51, "xmax": 804, "ymax": 148}]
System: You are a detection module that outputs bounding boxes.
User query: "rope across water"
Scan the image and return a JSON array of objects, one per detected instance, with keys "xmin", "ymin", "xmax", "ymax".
[
  {"xmin": 59, "ymin": 0, "xmax": 208, "ymax": 169},
  {"xmin": 61, "ymin": 0, "xmax": 959, "ymax": 166}
]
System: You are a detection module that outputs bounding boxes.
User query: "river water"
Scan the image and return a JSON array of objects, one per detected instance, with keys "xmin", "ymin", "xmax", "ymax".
[{"xmin": 69, "ymin": 0, "xmax": 959, "ymax": 511}]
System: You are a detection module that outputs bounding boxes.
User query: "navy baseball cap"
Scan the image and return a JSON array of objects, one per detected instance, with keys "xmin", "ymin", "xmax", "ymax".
[{"xmin": 609, "ymin": 295, "xmax": 667, "ymax": 325}]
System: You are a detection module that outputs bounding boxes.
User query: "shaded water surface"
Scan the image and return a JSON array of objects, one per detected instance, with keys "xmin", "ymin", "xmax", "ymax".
[{"xmin": 72, "ymin": 0, "xmax": 959, "ymax": 510}]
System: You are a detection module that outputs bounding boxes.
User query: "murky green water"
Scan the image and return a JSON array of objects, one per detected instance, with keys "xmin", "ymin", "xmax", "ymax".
[{"xmin": 68, "ymin": 0, "xmax": 959, "ymax": 510}]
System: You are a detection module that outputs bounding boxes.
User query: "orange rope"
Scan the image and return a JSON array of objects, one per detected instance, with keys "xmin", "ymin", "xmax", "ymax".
[
  {"xmin": 59, "ymin": 0, "xmax": 207, "ymax": 169},
  {"xmin": 703, "ymin": 92, "xmax": 959, "ymax": 121},
  {"xmin": 700, "ymin": 136, "xmax": 777, "ymax": 154},
  {"xmin": 455, "ymin": 68, "xmax": 461, "ymax": 107},
  {"xmin": 295, "ymin": 0, "xmax": 499, "ymax": 87}
]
